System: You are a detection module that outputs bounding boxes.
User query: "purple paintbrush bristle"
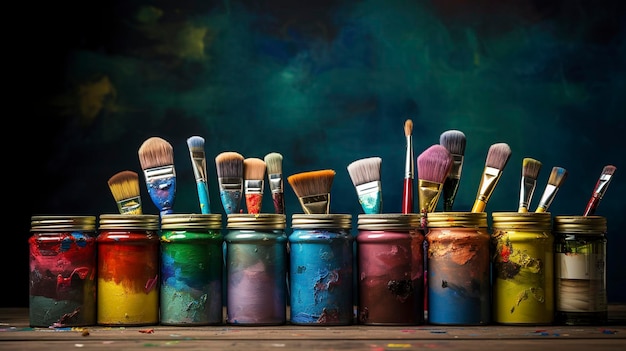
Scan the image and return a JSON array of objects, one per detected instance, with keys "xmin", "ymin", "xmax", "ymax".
[{"xmin": 417, "ymin": 144, "xmax": 453, "ymax": 184}]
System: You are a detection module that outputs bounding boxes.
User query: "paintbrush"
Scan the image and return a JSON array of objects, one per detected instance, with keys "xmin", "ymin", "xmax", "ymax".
[
  {"xmin": 535, "ymin": 166, "xmax": 568, "ymax": 213},
  {"xmin": 402, "ymin": 119, "xmax": 414, "ymax": 214},
  {"xmin": 287, "ymin": 169, "xmax": 336, "ymax": 214},
  {"xmin": 107, "ymin": 170, "xmax": 143, "ymax": 215},
  {"xmin": 187, "ymin": 136, "xmax": 211, "ymax": 214},
  {"xmin": 518, "ymin": 157, "xmax": 542, "ymax": 213},
  {"xmin": 347, "ymin": 157, "xmax": 383, "ymax": 214},
  {"xmin": 215, "ymin": 151, "xmax": 244, "ymax": 214},
  {"xmin": 264, "ymin": 152, "xmax": 285, "ymax": 214},
  {"xmin": 583, "ymin": 165, "xmax": 616, "ymax": 216},
  {"xmin": 471, "ymin": 142, "xmax": 512, "ymax": 213},
  {"xmin": 138, "ymin": 136, "xmax": 176, "ymax": 216},
  {"xmin": 243, "ymin": 157, "xmax": 266, "ymax": 214},
  {"xmin": 439, "ymin": 130, "xmax": 466, "ymax": 211},
  {"xmin": 417, "ymin": 145, "xmax": 453, "ymax": 214}
]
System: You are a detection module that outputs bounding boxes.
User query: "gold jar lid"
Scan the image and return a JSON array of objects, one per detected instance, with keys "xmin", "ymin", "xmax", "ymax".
[
  {"xmin": 554, "ymin": 215, "xmax": 607, "ymax": 234},
  {"xmin": 161, "ymin": 213, "xmax": 222, "ymax": 230},
  {"xmin": 292, "ymin": 214, "xmax": 352, "ymax": 229},
  {"xmin": 491, "ymin": 212, "xmax": 552, "ymax": 230},
  {"xmin": 357, "ymin": 213, "xmax": 421, "ymax": 231},
  {"xmin": 226, "ymin": 213, "xmax": 286, "ymax": 230},
  {"xmin": 426, "ymin": 212, "xmax": 487, "ymax": 228},
  {"xmin": 30, "ymin": 215, "xmax": 96, "ymax": 232},
  {"xmin": 98, "ymin": 214, "xmax": 160, "ymax": 230}
]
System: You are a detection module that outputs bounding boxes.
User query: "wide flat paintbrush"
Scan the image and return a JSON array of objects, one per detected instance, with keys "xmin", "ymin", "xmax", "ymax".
[
  {"xmin": 187, "ymin": 136, "xmax": 211, "ymax": 214},
  {"xmin": 439, "ymin": 130, "xmax": 466, "ymax": 211},
  {"xmin": 138, "ymin": 136, "xmax": 176, "ymax": 216},
  {"xmin": 518, "ymin": 157, "xmax": 542, "ymax": 213},
  {"xmin": 583, "ymin": 165, "xmax": 617, "ymax": 216},
  {"xmin": 402, "ymin": 119, "xmax": 414, "ymax": 214},
  {"xmin": 215, "ymin": 151, "xmax": 244, "ymax": 214},
  {"xmin": 107, "ymin": 170, "xmax": 143, "ymax": 215},
  {"xmin": 471, "ymin": 142, "xmax": 512, "ymax": 213},
  {"xmin": 243, "ymin": 157, "xmax": 266, "ymax": 214},
  {"xmin": 535, "ymin": 166, "xmax": 568, "ymax": 213},
  {"xmin": 264, "ymin": 152, "xmax": 285, "ymax": 214},
  {"xmin": 287, "ymin": 169, "xmax": 336, "ymax": 214},
  {"xmin": 347, "ymin": 157, "xmax": 383, "ymax": 214},
  {"xmin": 417, "ymin": 145, "xmax": 453, "ymax": 214}
]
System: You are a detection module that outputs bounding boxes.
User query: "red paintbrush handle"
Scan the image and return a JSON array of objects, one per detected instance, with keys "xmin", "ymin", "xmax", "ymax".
[
  {"xmin": 246, "ymin": 194, "xmax": 263, "ymax": 214},
  {"xmin": 583, "ymin": 196, "xmax": 599, "ymax": 216},
  {"xmin": 402, "ymin": 178, "xmax": 413, "ymax": 214}
]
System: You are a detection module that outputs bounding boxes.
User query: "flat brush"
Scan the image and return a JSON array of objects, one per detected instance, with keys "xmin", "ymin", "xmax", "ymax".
[
  {"xmin": 243, "ymin": 157, "xmax": 266, "ymax": 214},
  {"xmin": 439, "ymin": 130, "xmax": 466, "ymax": 211},
  {"xmin": 535, "ymin": 166, "xmax": 568, "ymax": 213},
  {"xmin": 187, "ymin": 136, "xmax": 211, "ymax": 214},
  {"xmin": 417, "ymin": 145, "xmax": 453, "ymax": 214},
  {"xmin": 402, "ymin": 119, "xmax": 414, "ymax": 214},
  {"xmin": 347, "ymin": 157, "xmax": 383, "ymax": 214},
  {"xmin": 287, "ymin": 169, "xmax": 336, "ymax": 214},
  {"xmin": 138, "ymin": 136, "xmax": 176, "ymax": 216},
  {"xmin": 583, "ymin": 165, "xmax": 616, "ymax": 216},
  {"xmin": 518, "ymin": 158, "xmax": 542, "ymax": 213},
  {"xmin": 471, "ymin": 142, "xmax": 512, "ymax": 213},
  {"xmin": 107, "ymin": 170, "xmax": 142, "ymax": 215},
  {"xmin": 215, "ymin": 151, "xmax": 244, "ymax": 214},
  {"xmin": 264, "ymin": 152, "xmax": 285, "ymax": 214}
]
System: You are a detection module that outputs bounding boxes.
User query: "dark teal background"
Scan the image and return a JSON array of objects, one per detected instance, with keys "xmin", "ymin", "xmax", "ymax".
[{"xmin": 10, "ymin": 0, "xmax": 625, "ymax": 307}]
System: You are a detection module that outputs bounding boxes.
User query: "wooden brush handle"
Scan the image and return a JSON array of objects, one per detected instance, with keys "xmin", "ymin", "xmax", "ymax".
[{"xmin": 402, "ymin": 178, "xmax": 413, "ymax": 214}]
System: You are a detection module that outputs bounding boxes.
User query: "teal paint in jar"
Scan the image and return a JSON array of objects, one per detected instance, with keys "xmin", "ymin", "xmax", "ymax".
[
  {"xmin": 289, "ymin": 214, "xmax": 354, "ymax": 325},
  {"xmin": 160, "ymin": 213, "xmax": 224, "ymax": 325},
  {"xmin": 225, "ymin": 213, "xmax": 288, "ymax": 325}
]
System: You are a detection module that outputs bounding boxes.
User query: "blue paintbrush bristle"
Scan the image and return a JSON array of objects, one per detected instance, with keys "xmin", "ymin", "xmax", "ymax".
[{"xmin": 187, "ymin": 136, "xmax": 205, "ymax": 151}]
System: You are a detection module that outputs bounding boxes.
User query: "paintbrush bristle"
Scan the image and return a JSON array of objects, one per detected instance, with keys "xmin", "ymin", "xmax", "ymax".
[
  {"xmin": 522, "ymin": 158, "xmax": 542, "ymax": 179},
  {"xmin": 186, "ymin": 135, "xmax": 205, "ymax": 152},
  {"xmin": 548, "ymin": 166, "xmax": 568, "ymax": 187},
  {"xmin": 439, "ymin": 130, "xmax": 466, "ymax": 156},
  {"xmin": 215, "ymin": 152, "xmax": 244, "ymax": 178},
  {"xmin": 417, "ymin": 144, "xmax": 453, "ymax": 184},
  {"xmin": 347, "ymin": 157, "xmax": 382, "ymax": 186},
  {"xmin": 485, "ymin": 142, "xmax": 512, "ymax": 170},
  {"xmin": 244, "ymin": 158, "xmax": 266, "ymax": 181},
  {"xmin": 138, "ymin": 137, "xmax": 174, "ymax": 170},
  {"xmin": 288, "ymin": 170, "xmax": 336, "ymax": 198},
  {"xmin": 107, "ymin": 170, "xmax": 140, "ymax": 201},
  {"xmin": 602, "ymin": 165, "xmax": 617, "ymax": 176},
  {"xmin": 264, "ymin": 152, "xmax": 283, "ymax": 175},
  {"xmin": 404, "ymin": 119, "xmax": 413, "ymax": 137}
]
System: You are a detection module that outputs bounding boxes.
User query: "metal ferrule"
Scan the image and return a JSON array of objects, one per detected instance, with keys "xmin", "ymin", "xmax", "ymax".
[
  {"xmin": 593, "ymin": 173, "xmax": 613, "ymax": 198},
  {"xmin": 218, "ymin": 177, "xmax": 243, "ymax": 191},
  {"xmin": 405, "ymin": 135, "xmax": 414, "ymax": 179},
  {"xmin": 244, "ymin": 179, "xmax": 264, "ymax": 194},
  {"xmin": 417, "ymin": 179, "xmax": 444, "ymax": 213},
  {"xmin": 298, "ymin": 193, "xmax": 330, "ymax": 214},
  {"xmin": 189, "ymin": 152, "xmax": 207, "ymax": 182},
  {"xmin": 448, "ymin": 154, "xmax": 464, "ymax": 179},
  {"xmin": 518, "ymin": 176, "xmax": 537, "ymax": 210},
  {"xmin": 143, "ymin": 165, "xmax": 175, "ymax": 181},
  {"xmin": 475, "ymin": 166, "xmax": 502, "ymax": 202},
  {"xmin": 268, "ymin": 173, "xmax": 283, "ymax": 194},
  {"xmin": 537, "ymin": 183, "xmax": 558, "ymax": 211}
]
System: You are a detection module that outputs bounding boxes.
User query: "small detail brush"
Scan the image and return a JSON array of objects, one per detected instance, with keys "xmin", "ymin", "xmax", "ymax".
[
  {"xmin": 535, "ymin": 166, "xmax": 568, "ymax": 213},
  {"xmin": 264, "ymin": 152, "xmax": 285, "ymax": 214},
  {"xmin": 439, "ymin": 130, "xmax": 466, "ymax": 211},
  {"xmin": 138, "ymin": 137, "xmax": 176, "ymax": 216},
  {"xmin": 471, "ymin": 142, "xmax": 512, "ymax": 213},
  {"xmin": 347, "ymin": 157, "xmax": 383, "ymax": 214},
  {"xmin": 243, "ymin": 157, "xmax": 266, "ymax": 214},
  {"xmin": 107, "ymin": 170, "xmax": 143, "ymax": 215},
  {"xmin": 518, "ymin": 157, "xmax": 542, "ymax": 213},
  {"xmin": 417, "ymin": 145, "xmax": 453, "ymax": 214},
  {"xmin": 583, "ymin": 165, "xmax": 616, "ymax": 216},
  {"xmin": 287, "ymin": 169, "xmax": 336, "ymax": 214},
  {"xmin": 402, "ymin": 119, "xmax": 414, "ymax": 214},
  {"xmin": 187, "ymin": 136, "xmax": 211, "ymax": 214},
  {"xmin": 215, "ymin": 151, "xmax": 244, "ymax": 214}
]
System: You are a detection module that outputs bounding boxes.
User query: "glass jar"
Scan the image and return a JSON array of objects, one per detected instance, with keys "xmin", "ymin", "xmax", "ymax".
[
  {"xmin": 29, "ymin": 215, "xmax": 97, "ymax": 327},
  {"xmin": 97, "ymin": 214, "xmax": 160, "ymax": 326},
  {"xmin": 491, "ymin": 212, "xmax": 554, "ymax": 325},
  {"xmin": 554, "ymin": 215, "xmax": 607, "ymax": 325},
  {"xmin": 225, "ymin": 213, "xmax": 287, "ymax": 325},
  {"xmin": 160, "ymin": 213, "xmax": 224, "ymax": 325}
]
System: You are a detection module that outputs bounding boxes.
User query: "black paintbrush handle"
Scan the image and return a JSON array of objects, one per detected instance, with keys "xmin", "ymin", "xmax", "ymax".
[{"xmin": 442, "ymin": 177, "xmax": 460, "ymax": 212}]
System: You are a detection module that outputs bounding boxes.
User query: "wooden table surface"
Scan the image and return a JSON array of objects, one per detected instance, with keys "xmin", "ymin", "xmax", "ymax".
[{"xmin": 2, "ymin": 306, "xmax": 625, "ymax": 350}]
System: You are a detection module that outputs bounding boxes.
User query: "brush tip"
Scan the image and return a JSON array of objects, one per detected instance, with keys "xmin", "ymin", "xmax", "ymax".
[
  {"xmin": 264, "ymin": 152, "xmax": 283, "ymax": 174},
  {"xmin": 347, "ymin": 157, "xmax": 382, "ymax": 186},
  {"xmin": 548, "ymin": 166, "xmax": 568, "ymax": 187},
  {"xmin": 602, "ymin": 165, "xmax": 617, "ymax": 176},
  {"xmin": 215, "ymin": 151, "xmax": 244, "ymax": 178},
  {"xmin": 522, "ymin": 158, "xmax": 542, "ymax": 178},
  {"xmin": 244, "ymin": 157, "xmax": 267, "ymax": 180},
  {"xmin": 138, "ymin": 137, "xmax": 174, "ymax": 170},
  {"xmin": 287, "ymin": 169, "xmax": 336, "ymax": 198},
  {"xmin": 186, "ymin": 136, "xmax": 205, "ymax": 149},
  {"xmin": 439, "ymin": 130, "xmax": 467, "ymax": 155},
  {"xmin": 404, "ymin": 119, "xmax": 413, "ymax": 137},
  {"xmin": 485, "ymin": 142, "xmax": 512, "ymax": 170},
  {"xmin": 417, "ymin": 144, "xmax": 453, "ymax": 183}
]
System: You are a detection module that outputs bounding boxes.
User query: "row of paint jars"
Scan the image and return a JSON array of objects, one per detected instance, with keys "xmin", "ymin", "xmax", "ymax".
[{"xmin": 28, "ymin": 212, "xmax": 607, "ymax": 327}]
